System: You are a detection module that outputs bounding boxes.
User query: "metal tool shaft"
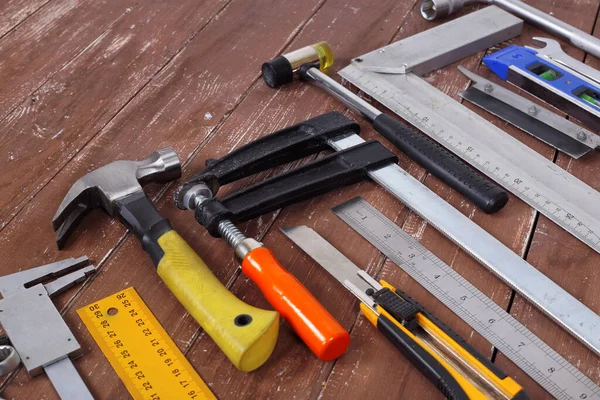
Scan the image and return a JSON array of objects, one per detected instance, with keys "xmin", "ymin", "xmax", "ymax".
[
  {"xmin": 45, "ymin": 358, "xmax": 94, "ymax": 400},
  {"xmin": 420, "ymin": 0, "xmax": 600, "ymax": 59},
  {"xmin": 303, "ymin": 68, "xmax": 381, "ymax": 122}
]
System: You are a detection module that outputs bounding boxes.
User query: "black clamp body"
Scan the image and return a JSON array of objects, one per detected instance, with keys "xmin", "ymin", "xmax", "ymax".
[
  {"xmin": 176, "ymin": 112, "xmax": 398, "ymax": 237},
  {"xmin": 175, "ymin": 112, "xmax": 359, "ymax": 200},
  {"xmin": 198, "ymin": 140, "xmax": 397, "ymax": 235}
]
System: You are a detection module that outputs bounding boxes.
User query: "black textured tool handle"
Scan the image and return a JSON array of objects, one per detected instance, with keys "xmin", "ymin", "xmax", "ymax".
[
  {"xmin": 373, "ymin": 114, "xmax": 508, "ymax": 214},
  {"xmin": 175, "ymin": 112, "xmax": 359, "ymax": 205},
  {"xmin": 198, "ymin": 140, "xmax": 397, "ymax": 236},
  {"xmin": 377, "ymin": 315, "xmax": 468, "ymax": 400}
]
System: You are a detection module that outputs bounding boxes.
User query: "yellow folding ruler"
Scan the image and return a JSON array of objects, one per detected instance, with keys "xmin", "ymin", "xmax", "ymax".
[{"xmin": 77, "ymin": 287, "xmax": 215, "ymax": 400}]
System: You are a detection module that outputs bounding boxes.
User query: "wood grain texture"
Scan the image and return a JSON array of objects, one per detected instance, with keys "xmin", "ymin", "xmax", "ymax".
[
  {"xmin": 0, "ymin": 0, "xmax": 138, "ymax": 121},
  {"xmin": 1, "ymin": 0, "xmax": 600, "ymax": 399},
  {"xmin": 0, "ymin": 0, "xmax": 328, "ymax": 398},
  {"xmin": 0, "ymin": 0, "xmax": 51, "ymax": 38},
  {"xmin": 0, "ymin": 0, "xmax": 227, "ymax": 229}
]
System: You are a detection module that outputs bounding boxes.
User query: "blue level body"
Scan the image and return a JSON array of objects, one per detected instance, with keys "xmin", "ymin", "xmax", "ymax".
[{"xmin": 483, "ymin": 46, "xmax": 600, "ymax": 111}]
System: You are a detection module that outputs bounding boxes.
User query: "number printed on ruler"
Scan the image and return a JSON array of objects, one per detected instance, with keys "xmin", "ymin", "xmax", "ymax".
[
  {"xmin": 333, "ymin": 198, "xmax": 600, "ymax": 400},
  {"xmin": 341, "ymin": 66, "xmax": 600, "ymax": 254},
  {"xmin": 78, "ymin": 288, "xmax": 215, "ymax": 400}
]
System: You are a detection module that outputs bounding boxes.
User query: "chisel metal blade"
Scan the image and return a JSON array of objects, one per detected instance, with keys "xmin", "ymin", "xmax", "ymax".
[
  {"xmin": 280, "ymin": 226, "xmax": 376, "ymax": 306},
  {"xmin": 459, "ymin": 66, "xmax": 599, "ymax": 159}
]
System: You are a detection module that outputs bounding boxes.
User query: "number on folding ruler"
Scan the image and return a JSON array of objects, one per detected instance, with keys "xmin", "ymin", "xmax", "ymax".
[{"xmin": 78, "ymin": 287, "xmax": 215, "ymax": 400}]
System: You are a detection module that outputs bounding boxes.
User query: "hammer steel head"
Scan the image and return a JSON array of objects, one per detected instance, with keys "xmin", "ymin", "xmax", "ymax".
[{"xmin": 53, "ymin": 148, "xmax": 181, "ymax": 249}]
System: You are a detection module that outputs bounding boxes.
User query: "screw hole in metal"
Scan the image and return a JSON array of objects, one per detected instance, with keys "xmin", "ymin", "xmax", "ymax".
[{"xmin": 420, "ymin": 0, "xmax": 437, "ymax": 20}]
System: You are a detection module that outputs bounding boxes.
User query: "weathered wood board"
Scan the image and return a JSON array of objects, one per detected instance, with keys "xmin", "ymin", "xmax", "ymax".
[{"xmin": 0, "ymin": 0, "xmax": 599, "ymax": 399}]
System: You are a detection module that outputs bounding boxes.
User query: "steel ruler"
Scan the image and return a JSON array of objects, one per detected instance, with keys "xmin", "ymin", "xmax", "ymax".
[
  {"xmin": 339, "ymin": 64, "xmax": 600, "ymax": 255},
  {"xmin": 333, "ymin": 197, "xmax": 600, "ymax": 400},
  {"xmin": 77, "ymin": 287, "xmax": 215, "ymax": 400}
]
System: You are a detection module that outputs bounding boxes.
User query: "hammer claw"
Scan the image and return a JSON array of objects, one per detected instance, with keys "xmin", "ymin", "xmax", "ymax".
[
  {"xmin": 55, "ymin": 202, "xmax": 92, "ymax": 250},
  {"xmin": 53, "ymin": 148, "xmax": 181, "ymax": 249},
  {"xmin": 52, "ymin": 181, "xmax": 97, "ymax": 231},
  {"xmin": 53, "ymin": 148, "xmax": 282, "ymax": 371}
]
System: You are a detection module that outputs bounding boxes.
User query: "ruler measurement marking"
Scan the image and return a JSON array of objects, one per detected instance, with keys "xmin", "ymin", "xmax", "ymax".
[
  {"xmin": 345, "ymin": 67, "xmax": 600, "ymax": 254},
  {"xmin": 334, "ymin": 198, "xmax": 600, "ymax": 400},
  {"xmin": 78, "ymin": 288, "xmax": 213, "ymax": 400}
]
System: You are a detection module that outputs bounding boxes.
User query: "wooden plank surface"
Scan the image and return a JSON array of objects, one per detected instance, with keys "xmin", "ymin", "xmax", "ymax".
[
  {"xmin": 1, "ymin": 0, "xmax": 600, "ymax": 399},
  {"xmin": 0, "ymin": 0, "xmax": 228, "ymax": 226},
  {"xmin": 0, "ymin": 0, "xmax": 50, "ymax": 38}
]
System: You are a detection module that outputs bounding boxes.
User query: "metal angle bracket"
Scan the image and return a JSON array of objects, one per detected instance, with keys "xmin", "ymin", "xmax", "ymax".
[{"xmin": 355, "ymin": 6, "xmax": 523, "ymax": 76}]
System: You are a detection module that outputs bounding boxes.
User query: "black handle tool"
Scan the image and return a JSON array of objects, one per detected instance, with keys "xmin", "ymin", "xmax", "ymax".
[
  {"xmin": 261, "ymin": 43, "xmax": 509, "ymax": 214},
  {"xmin": 175, "ymin": 111, "xmax": 396, "ymax": 236}
]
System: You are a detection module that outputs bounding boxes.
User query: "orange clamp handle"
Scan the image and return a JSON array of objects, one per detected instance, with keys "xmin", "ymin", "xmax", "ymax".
[{"xmin": 241, "ymin": 246, "xmax": 350, "ymax": 361}]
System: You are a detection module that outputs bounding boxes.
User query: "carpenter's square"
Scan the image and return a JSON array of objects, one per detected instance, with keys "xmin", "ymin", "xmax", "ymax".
[{"xmin": 337, "ymin": 9, "xmax": 600, "ymax": 258}]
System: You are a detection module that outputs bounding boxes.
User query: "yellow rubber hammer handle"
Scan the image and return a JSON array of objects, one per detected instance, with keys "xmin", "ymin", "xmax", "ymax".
[{"xmin": 155, "ymin": 230, "xmax": 279, "ymax": 372}]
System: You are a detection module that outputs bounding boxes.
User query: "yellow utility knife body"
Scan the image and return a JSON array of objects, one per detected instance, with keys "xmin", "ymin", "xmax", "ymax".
[{"xmin": 281, "ymin": 226, "xmax": 527, "ymax": 400}]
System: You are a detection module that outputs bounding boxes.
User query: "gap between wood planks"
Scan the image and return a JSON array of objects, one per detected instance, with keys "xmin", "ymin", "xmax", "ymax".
[
  {"xmin": 0, "ymin": 0, "xmax": 233, "ymax": 237},
  {"xmin": 0, "ymin": 0, "xmax": 142, "ymax": 125},
  {"xmin": 0, "ymin": 0, "xmax": 235, "ymax": 392},
  {"xmin": 0, "ymin": 0, "xmax": 53, "ymax": 40}
]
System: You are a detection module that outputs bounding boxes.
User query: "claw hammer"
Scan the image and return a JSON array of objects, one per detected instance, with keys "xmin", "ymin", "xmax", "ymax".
[{"xmin": 52, "ymin": 148, "xmax": 279, "ymax": 372}]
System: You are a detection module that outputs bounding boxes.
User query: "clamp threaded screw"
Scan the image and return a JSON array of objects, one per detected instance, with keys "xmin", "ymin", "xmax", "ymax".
[{"xmin": 217, "ymin": 220, "xmax": 247, "ymax": 249}]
